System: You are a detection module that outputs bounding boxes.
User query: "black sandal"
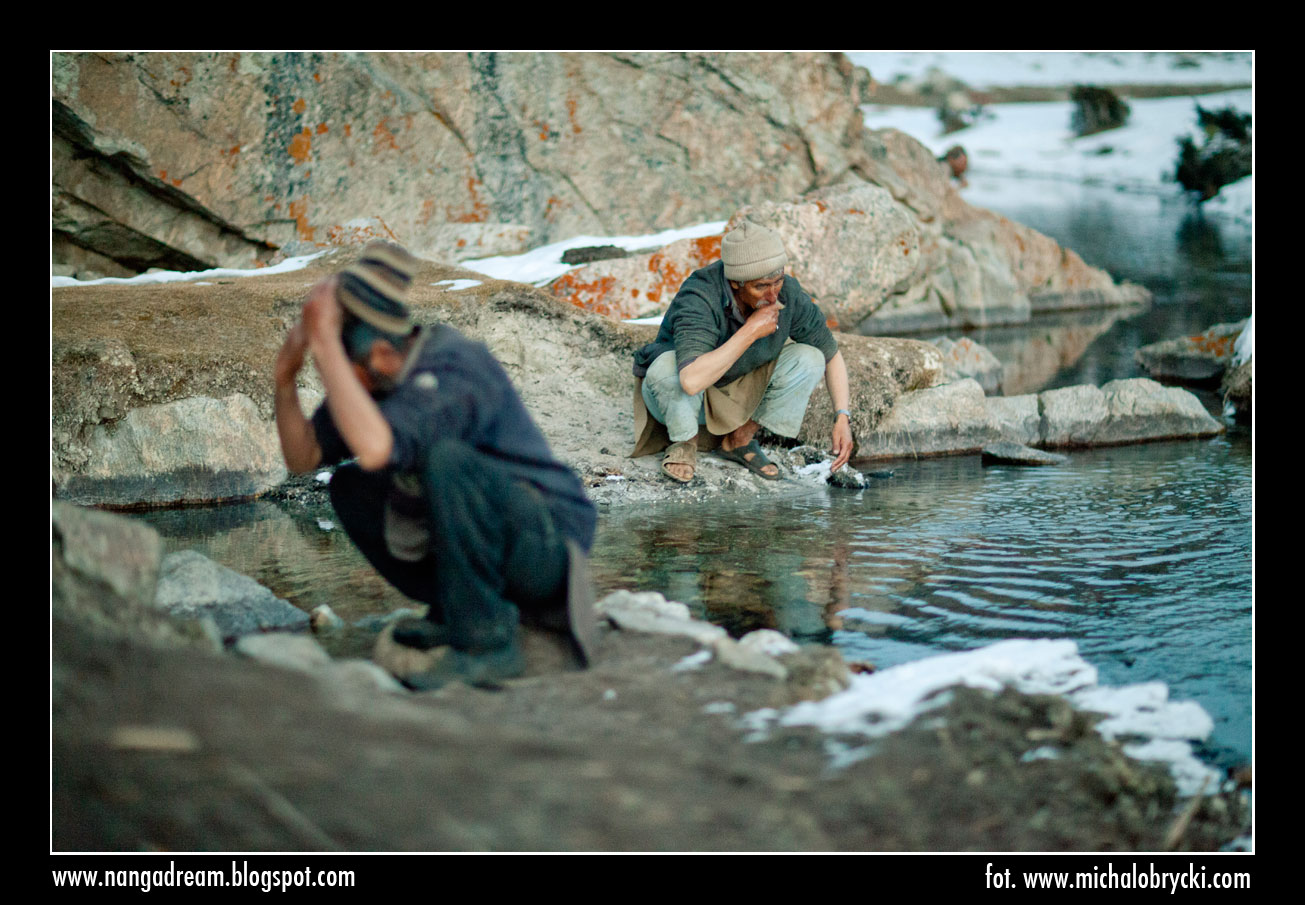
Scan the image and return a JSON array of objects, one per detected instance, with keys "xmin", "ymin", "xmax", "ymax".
[{"xmin": 713, "ymin": 438, "xmax": 780, "ymax": 480}]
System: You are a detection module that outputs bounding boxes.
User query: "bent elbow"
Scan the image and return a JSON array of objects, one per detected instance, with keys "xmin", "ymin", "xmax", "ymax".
[
  {"xmin": 354, "ymin": 437, "xmax": 394, "ymax": 472},
  {"xmin": 355, "ymin": 450, "xmax": 390, "ymax": 472}
]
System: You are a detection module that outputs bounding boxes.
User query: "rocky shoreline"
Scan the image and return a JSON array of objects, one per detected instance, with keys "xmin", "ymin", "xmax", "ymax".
[
  {"xmin": 53, "ymin": 499, "xmax": 1252, "ymax": 852},
  {"xmin": 50, "ymin": 52, "xmax": 1253, "ymax": 853}
]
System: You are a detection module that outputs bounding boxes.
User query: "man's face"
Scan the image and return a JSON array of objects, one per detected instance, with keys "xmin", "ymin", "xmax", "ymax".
[{"xmin": 732, "ymin": 272, "xmax": 785, "ymax": 312}]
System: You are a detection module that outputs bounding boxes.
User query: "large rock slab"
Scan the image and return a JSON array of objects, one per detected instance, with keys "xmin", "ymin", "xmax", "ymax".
[
  {"xmin": 1039, "ymin": 379, "xmax": 1224, "ymax": 448},
  {"xmin": 56, "ymin": 394, "xmax": 287, "ymax": 508},
  {"xmin": 549, "ymin": 127, "xmax": 1148, "ymax": 334},
  {"xmin": 852, "ymin": 377, "xmax": 1223, "ymax": 462},
  {"xmin": 726, "ymin": 182, "xmax": 924, "ymax": 329},
  {"xmin": 52, "ymin": 52, "xmax": 874, "ymax": 274},
  {"xmin": 857, "ymin": 378, "xmax": 996, "ymax": 459}
]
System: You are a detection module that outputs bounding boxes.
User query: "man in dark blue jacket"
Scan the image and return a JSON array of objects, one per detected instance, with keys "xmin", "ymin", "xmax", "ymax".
[
  {"xmin": 631, "ymin": 221, "xmax": 853, "ymax": 483},
  {"xmin": 274, "ymin": 242, "xmax": 597, "ymax": 690}
]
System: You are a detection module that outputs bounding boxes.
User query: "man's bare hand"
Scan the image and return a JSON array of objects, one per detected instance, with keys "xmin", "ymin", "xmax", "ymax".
[
  {"xmin": 744, "ymin": 301, "xmax": 782, "ymax": 340},
  {"xmin": 274, "ymin": 320, "xmax": 309, "ymax": 386},
  {"xmin": 302, "ymin": 276, "xmax": 343, "ymax": 346},
  {"xmin": 830, "ymin": 416, "xmax": 854, "ymax": 472}
]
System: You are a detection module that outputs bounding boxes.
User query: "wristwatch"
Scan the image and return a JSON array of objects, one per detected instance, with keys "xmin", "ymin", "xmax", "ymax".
[{"xmin": 835, "ymin": 408, "xmax": 851, "ymax": 420}]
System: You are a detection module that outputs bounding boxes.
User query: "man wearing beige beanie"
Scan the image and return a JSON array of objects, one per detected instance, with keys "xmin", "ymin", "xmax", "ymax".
[
  {"xmin": 631, "ymin": 221, "xmax": 853, "ymax": 482},
  {"xmin": 274, "ymin": 242, "xmax": 597, "ymax": 690}
]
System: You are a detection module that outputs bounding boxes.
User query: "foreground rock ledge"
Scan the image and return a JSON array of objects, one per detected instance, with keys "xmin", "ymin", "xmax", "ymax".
[{"xmin": 52, "ymin": 501, "xmax": 1248, "ymax": 852}]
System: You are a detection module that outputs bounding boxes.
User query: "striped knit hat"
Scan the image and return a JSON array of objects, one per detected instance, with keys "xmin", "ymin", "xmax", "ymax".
[
  {"xmin": 335, "ymin": 241, "xmax": 419, "ymax": 336},
  {"xmin": 721, "ymin": 221, "xmax": 787, "ymax": 282}
]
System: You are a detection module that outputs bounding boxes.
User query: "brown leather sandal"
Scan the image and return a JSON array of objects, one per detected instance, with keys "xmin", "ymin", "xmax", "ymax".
[{"xmin": 660, "ymin": 439, "xmax": 697, "ymax": 483}]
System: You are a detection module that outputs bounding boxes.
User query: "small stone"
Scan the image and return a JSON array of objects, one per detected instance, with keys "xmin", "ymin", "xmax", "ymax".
[
  {"xmin": 827, "ymin": 465, "xmax": 868, "ymax": 489},
  {"xmin": 310, "ymin": 604, "xmax": 345, "ymax": 632},
  {"xmin": 981, "ymin": 442, "xmax": 1069, "ymax": 466}
]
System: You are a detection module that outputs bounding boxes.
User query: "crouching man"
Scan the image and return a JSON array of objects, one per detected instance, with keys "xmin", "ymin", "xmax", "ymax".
[
  {"xmin": 274, "ymin": 242, "xmax": 598, "ymax": 690},
  {"xmin": 631, "ymin": 221, "xmax": 853, "ymax": 482}
]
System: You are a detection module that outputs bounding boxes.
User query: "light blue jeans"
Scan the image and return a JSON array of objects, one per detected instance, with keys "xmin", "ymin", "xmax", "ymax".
[{"xmin": 641, "ymin": 343, "xmax": 826, "ymax": 443}]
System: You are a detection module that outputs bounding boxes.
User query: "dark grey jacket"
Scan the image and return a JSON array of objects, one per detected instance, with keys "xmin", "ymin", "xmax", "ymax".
[{"xmin": 632, "ymin": 260, "xmax": 838, "ymax": 386}]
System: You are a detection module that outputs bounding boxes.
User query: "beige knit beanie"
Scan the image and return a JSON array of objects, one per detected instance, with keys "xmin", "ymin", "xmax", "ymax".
[
  {"xmin": 721, "ymin": 221, "xmax": 787, "ymax": 282},
  {"xmin": 335, "ymin": 240, "xmax": 419, "ymax": 335}
]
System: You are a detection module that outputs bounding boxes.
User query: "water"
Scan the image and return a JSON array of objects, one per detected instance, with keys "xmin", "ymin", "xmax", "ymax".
[
  {"xmin": 588, "ymin": 434, "xmax": 1252, "ymax": 770},
  {"xmin": 135, "ymin": 182, "xmax": 1254, "ymax": 772}
]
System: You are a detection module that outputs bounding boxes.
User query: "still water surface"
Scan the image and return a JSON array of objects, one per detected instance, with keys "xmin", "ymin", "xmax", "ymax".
[{"xmin": 137, "ymin": 185, "xmax": 1254, "ymax": 772}]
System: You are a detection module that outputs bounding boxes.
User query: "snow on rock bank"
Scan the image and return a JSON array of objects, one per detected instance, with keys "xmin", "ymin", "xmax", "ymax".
[{"xmin": 749, "ymin": 638, "xmax": 1222, "ymax": 796}]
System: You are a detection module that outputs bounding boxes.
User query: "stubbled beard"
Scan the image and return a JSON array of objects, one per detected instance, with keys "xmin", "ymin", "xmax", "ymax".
[{"xmin": 368, "ymin": 369, "xmax": 399, "ymax": 397}]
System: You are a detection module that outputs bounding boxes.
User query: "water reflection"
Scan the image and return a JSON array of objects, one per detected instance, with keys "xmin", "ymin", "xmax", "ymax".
[{"xmin": 590, "ymin": 435, "xmax": 1251, "ymax": 768}]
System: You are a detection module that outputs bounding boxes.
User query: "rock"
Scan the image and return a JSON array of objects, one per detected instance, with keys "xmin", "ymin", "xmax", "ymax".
[
  {"xmin": 311, "ymin": 604, "xmax": 345, "ymax": 632},
  {"xmin": 597, "ymin": 590, "xmax": 729, "ymax": 647},
  {"xmin": 560, "ymin": 245, "xmax": 630, "ymax": 265},
  {"xmin": 54, "ymin": 393, "xmax": 288, "ymax": 508},
  {"xmin": 774, "ymin": 646, "xmax": 854, "ymax": 703},
  {"xmin": 1134, "ymin": 320, "xmax": 1247, "ymax": 383},
  {"xmin": 827, "ymin": 465, "xmax": 869, "ymax": 489},
  {"xmin": 728, "ymin": 182, "xmax": 923, "ymax": 328},
  {"xmin": 154, "ymin": 550, "xmax": 310, "ymax": 642},
  {"xmin": 931, "ymin": 335, "xmax": 1004, "ymax": 394},
  {"xmin": 550, "ymin": 126, "xmax": 1147, "ymax": 335},
  {"xmin": 982, "ymin": 442, "xmax": 1069, "ymax": 467},
  {"xmin": 1070, "ymin": 85, "xmax": 1130, "ymax": 136},
  {"xmin": 985, "ymin": 394, "xmax": 1042, "ymax": 447},
  {"xmin": 858, "ymin": 378, "xmax": 995, "ymax": 460},
  {"xmin": 738, "ymin": 630, "xmax": 801, "ymax": 658},
  {"xmin": 52, "ymin": 501, "xmax": 219, "ymax": 651},
  {"xmin": 1221, "ymin": 359, "xmax": 1252, "ymax": 424},
  {"xmin": 52, "ymin": 52, "xmax": 874, "ymax": 271},
  {"xmin": 53, "ymin": 501, "xmax": 162, "ymax": 613},
  {"xmin": 548, "ymin": 233, "xmax": 724, "ymax": 319},
  {"xmin": 714, "ymin": 638, "xmax": 789, "ymax": 679},
  {"xmin": 235, "ymin": 632, "xmax": 332, "ymax": 673},
  {"xmin": 851, "ymin": 376, "xmax": 1223, "ymax": 463},
  {"xmin": 1040, "ymin": 379, "xmax": 1223, "ymax": 448}
]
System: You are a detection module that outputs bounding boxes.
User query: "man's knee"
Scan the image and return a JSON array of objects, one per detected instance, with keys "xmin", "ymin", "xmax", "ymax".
[
  {"xmin": 645, "ymin": 350, "xmax": 689, "ymax": 394},
  {"xmin": 771, "ymin": 343, "xmax": 826, "ymax": 388}
]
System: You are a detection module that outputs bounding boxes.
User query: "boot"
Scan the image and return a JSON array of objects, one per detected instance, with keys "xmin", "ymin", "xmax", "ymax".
[
  {"xmin": 391, "ymin": 616, "xmax": 452, "ymax": 651},
  {"xmin": 403, "ymin": 633, "xmax": 526, "ymax": 692}
]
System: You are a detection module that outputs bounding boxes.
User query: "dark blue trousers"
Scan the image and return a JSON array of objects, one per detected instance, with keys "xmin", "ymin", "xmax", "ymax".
[{"xmin": 329, "ymin": 440, "xmax": 570, "ymax": 652}]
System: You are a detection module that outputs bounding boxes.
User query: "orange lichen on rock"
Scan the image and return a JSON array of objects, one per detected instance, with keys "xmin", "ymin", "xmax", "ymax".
[
  {"xmin": 693, "ymin": 235, "xmax": 722, "ymax": 260},
  {"xmin": 452, "ymin": 176, "xmax": 490, "ymax": 223},
  {"xmin": 372, "ymin": 118, "xmax": 400, "ymax": 152},
  {"xmin": 316, "ymin": 122, "xmax": 329, "ymax": 135},
  {"xmin": 324, "ymin": 218, "xmax": 399, "ymax": 246},
  {"xmin": 288, "ymin": 128, "xmax": 313, "ymax": 164},
  {"xmin": 292, "ymin": 98, "xmax": 307, "ymax": 114},
  {"xmin": 550, "ymin": 234, "xmax": 724, "ymax": 320},
  {"xmin": 550, "ymin": 271, "xmax": 620, "ymax": 315},
  {"xmin": 288, "ymin": 198, "xmax": 315, "ymax": 242},
  {"xmin": 1188, "ymin": 333, "xmax": 1236, "ymax": 356}
]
